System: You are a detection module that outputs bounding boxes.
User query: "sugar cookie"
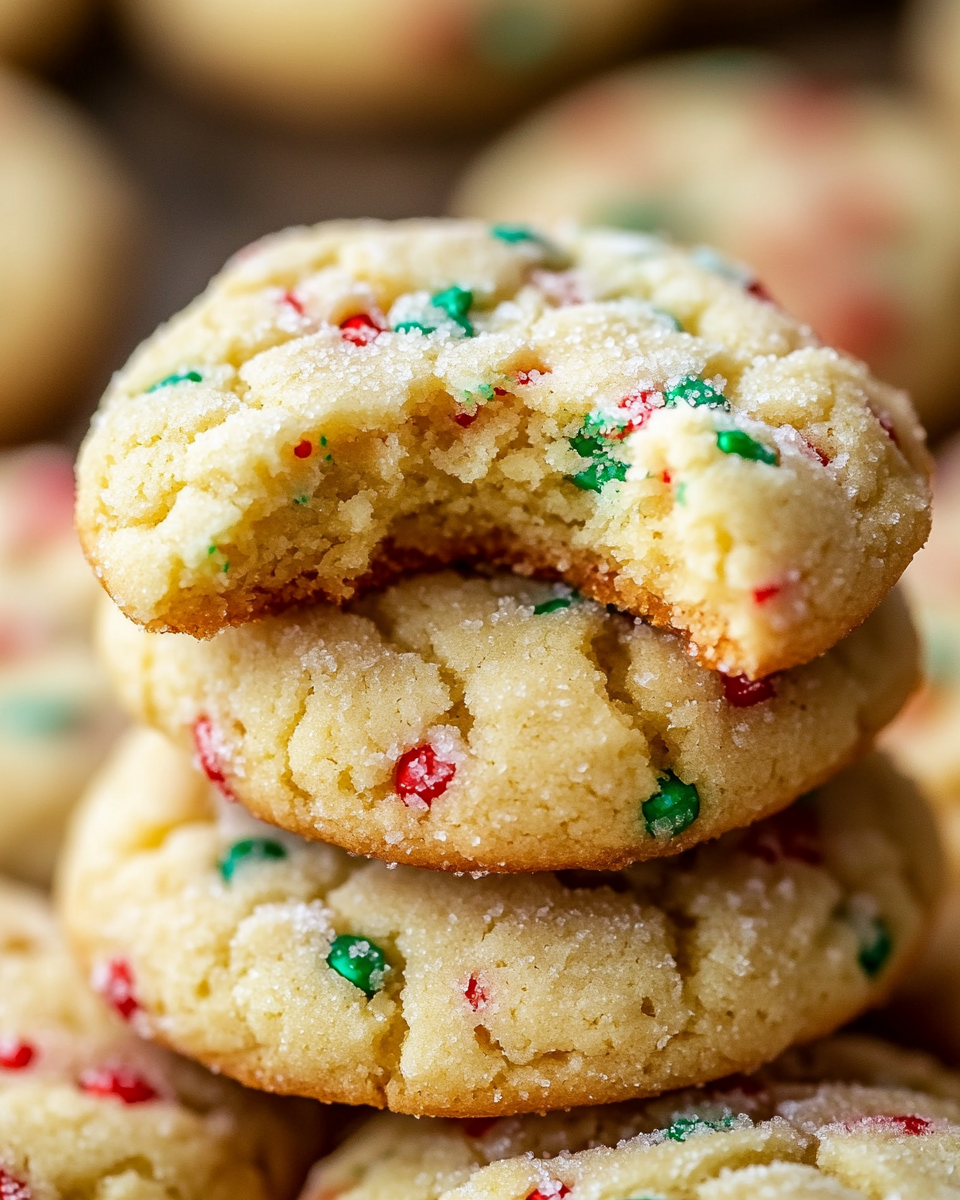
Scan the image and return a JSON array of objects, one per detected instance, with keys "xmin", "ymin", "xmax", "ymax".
[{"xmin": 75, "ymin": 220, "xmax": 931, "ymax": 681}]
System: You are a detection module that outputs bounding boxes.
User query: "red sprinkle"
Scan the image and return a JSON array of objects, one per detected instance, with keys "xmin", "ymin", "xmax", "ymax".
[
  {"xmin": 464, "ymin": 975, "xmax": 488, "ymax": 1012},
  {"xmin": 453, "ymin": 411, "xmax": 478, "ymax": 428},
  {"xmin": 340, "ymin": 314, "xmax": 382, "ymax": 346},
  {"xmin": 753, "ymin": 584, "xmax": 781, "ymax": 605},
  {"xmin": 515, "ymin": 369, "xmax": 547, "ymax": 386},
  {"xmin": 610, "ymin": 390, "xmax": 663, "ymax": 437},
  {"xmin": 722, "ymin": 673, "xmax": 776, "ymax": 708},
  {"xmin": 528, "ymin": 1187, "xmax": 570, "ymax": 1200},
  {"xmin": 395, "ymin": 744, "xmax": 456, "ymax": 807},
  {"xmin": 193, "ymin": 716, "xmax": 235, "ymax": 801},
  {"xmin": 660, "ymin": 471, "xmax": 672, "ymax": 485},
  {"xmin": 851, "ymin": 1114, "xmax": 931, "ymax": 1136},
  {"xmin": 94, "ymin": 958, "xmax": 141, "ymax": 1022},
  {"xmin": 0, "ymin": 1037, "xmax": 34, "ymax": 1071},
  {"xmin": 0, "ymin": 1168, "xmax": 30, "ymax": 1200},
  {"xmin": 463, "ymin": 1118, "xmax": 498, "ymax": 1138},
  {"xmin": 801, "ymin": 436, "xmax": 830, "ymax": 467},
  {"xmin": 741, "ymin": 804, "xmax": 821, "ymax": 867},
  {"xmin": 294, "ymin": 439, "xmax": 313, "ymax": 458},
  {"xmin": 747, "ymin": 280, "xmax": 777, "ymax": 304},
  {"xmin": 493, "ymin": 387, "xmax": 508, "ymax": 396},
  {"xmin": 875, "ymin": 411, "xmax": 900, "ymax": 447},
  {"xmin": 79, "ymin": 1066, "xmax": 158, "ymax": 1105},
  {"xmin": 282, "ymin": 290, "xmax": 305, "ymax": 317}
]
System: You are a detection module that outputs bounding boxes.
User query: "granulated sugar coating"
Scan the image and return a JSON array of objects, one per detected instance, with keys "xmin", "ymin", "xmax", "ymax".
[
  {"xmin": 299, "ymin": 1036, "xmax": 960, "ymax": 1200},
  {"xmin": 0, "ymin": 880, "xmax": 324, "ymax": 1200},
  {"xmin": 98, "ymin": 573, "xmax": 918, "ymax": 872},
  {"xmin": 76, "ymin": 220, "xmax": 931, "ymax": 680},
  {"xmin": 59, "ymin": 730, "xmax": 942, "ymax": 1117}
]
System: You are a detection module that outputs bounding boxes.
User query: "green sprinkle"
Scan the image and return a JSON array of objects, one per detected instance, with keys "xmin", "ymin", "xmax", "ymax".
[
  {"xmin": 570, "ymin": 455, "xmax": 628, "ymax": 492},
  {"xmin": 491, "ymin": 223, "xmax": 542, "ymax": 244},
  {"xmin": 643, "ymin": 773, "xmax": 701, "ymax": 839},
  {"xmin": 654, "ymin": 309, "xmax": 683, "ymax": 332},
  {"xmin": 320, "ymin": 436, "xmax": 328, "ymax": 447},
  {"xmin": 664, "ymin": 1114, "xmax": 735, "ymax": 1143},
  {"xmin": 533, "ymin": 596, "xmax": 575, "ymax": 615},
  {"xmin": 857, "ymin": 916, "xmax": 893, "ymax": 978},
  {"xmin": 475, "ymin": 383, "xmax": 495, "ymax": 401},
  {"xmin": 327, "ymin": 934, "xmax": 388, "ymax": 997},
  {"xmin": 218, "ymin": 838, "xmax": 287, "ymax": 883},
  {"xmin": 430, "ymin": 286, "xmax": 475, "ymax": 336},
  {"xmin": 0, "ymin": 696, "xmax": 83, "ymax": 737},
  {"xmin": 146, "ymin": 371, "xmax": 202, "ymax": 393},
  {"xmin": 716, "ymin": 430, "xmax": 778, "ymax": 465},
  {"xmin": 394, "ymin": 320, "xmax": 434, "ymax": 335},
  {"xmin": 207, "ymin": 545, "xmax": 217, "ymax": 556},
  {"xmin": 324, "ymin": 454, "xmax": 333, "ymax": 462},
  {"xmin": 664, "ymin": 376, "xmax": 728, "ymax": 410},
  {"xmin": 222, "ymin": 562, "xmax": 230, "ymax": 573},
  {"xmin": 294, "ymin": 495, "xmax": 309, "ymax": 505},
  {"xmin": 675, "ymin": 481, "xmax": 687, "ymax": 506}
]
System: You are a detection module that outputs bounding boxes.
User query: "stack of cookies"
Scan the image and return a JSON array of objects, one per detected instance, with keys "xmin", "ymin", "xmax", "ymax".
[{"xmin": 57, "ymin": 220, "xmax": 956, "ymax": 1190}]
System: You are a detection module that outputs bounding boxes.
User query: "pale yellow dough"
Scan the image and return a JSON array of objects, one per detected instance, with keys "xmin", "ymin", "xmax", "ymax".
[
  {"xmin": 58, "ymin": 729, "xmax": 943, "ymax": 1117},
  {"xmin": 300, "ymin": 1036, "xmax": 960, "ymax": 1200},
  {"xmin": 76, "ymin": 220, "xmax": 931, "ymax": 681},
  {"xmin": 452, "ymin": 54, "xmax": 960, "ymax": 436},
  {"xmin": 0, "ymin": 879, "xmax": 324, "ymax": 1200},
  {"xmin": 98, "ymin": 573, "xmax": 918, "ymax": 873},
  {"xmin": 119, "ymin": 0, "xmax": 666, "ymax": 130},
  {"xmin": 0, "ymin": 68, "xmax": 139, "ymax": 443},
  {"xmin": 0, "ymin": 446, "xmax": 122, "ymax": 885}
]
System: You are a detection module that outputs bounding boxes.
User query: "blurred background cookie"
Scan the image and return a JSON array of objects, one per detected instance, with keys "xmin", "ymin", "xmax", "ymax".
[
  {"xmin": 0, "ymin": 66, "xmax": 140, "ymax": 445},
  {"xmin": 0, "ymin": 445, "xmax": 121, "ymax": 885},
  {"xmin": 908, "ymin": 0, "xmax": 960, "ymax": 128},
  {"xmin": 0, "ymin": 0, "xmax": 90, "ymax": 68},
  {"xmin": 116, "ymin": 0, "xmax": 670, "ymax": 131},
  {"xmin": 453, "ymin": 53, "xmax": 960, "ymax": 436}
]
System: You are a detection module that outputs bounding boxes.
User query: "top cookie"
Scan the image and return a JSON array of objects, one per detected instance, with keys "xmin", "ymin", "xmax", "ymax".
[
  {"xmin": 0, "ymin": 879, "xmax": 324, "ymax": 1200},
  {"xmin": 75, "ymin": 220, "xmax": 931, "ymax": 680},
  {"xmin": 300, "ymin": 1035, "xmax": 960, "ymax": 1200}
]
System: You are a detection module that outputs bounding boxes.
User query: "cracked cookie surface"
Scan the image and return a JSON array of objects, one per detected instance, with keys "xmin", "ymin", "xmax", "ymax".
[
  {"xmin": 58, "ymin": 730, "xmax": 942, "ymax": 1116},
  {"xmin": 0, "ymin": 878, "xmax": 324, "ymax": 1200},
  {"xmin": 76, "ymin": 220, "xmax": 931, "ymax": 679},
  {"xmin": 300, "ymin": 1035, "xmax": 960, "ymax": 1200},
  {"xmin": 99, "ymin": 572, "xmax": 918, "ymax": 872}
]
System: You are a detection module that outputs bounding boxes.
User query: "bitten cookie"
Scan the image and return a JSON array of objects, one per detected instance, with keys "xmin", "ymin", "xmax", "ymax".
[
  {"xmin": 299, "ymin": 1035, "xmax": 960, "ymax": 1200},
  {"xmin": 453, "ymin": 54, "xmax": 960, "ymax": 435},
  {"xmin": 0, "ymin": 879, "xmax": 324, "ymax": 1200},
  {"xmin": 58, "ymin": 729, "xmax": 942, "ymax": 1117},
  {"xmin": 0, "ymin": 67, "xmax": 139, "ymax": 443},
  {"xmin": 0, "ymin": 446, "xmax": 122, "ymax": 884},
  {"xmin": 117, "ymin": 0, "xmax": 666, "ymax": 131},
  {"xmin": 98, "ymin": 572, "xmax": 918, "ymax": 873},
  {"xmin": 76, "ymin": 220, "xmax": 931, "ymax": 681}
]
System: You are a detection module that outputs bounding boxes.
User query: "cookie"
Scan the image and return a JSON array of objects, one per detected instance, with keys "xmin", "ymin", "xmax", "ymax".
[
  {"xmin": 0, "ymin": 878, "xmax": 325, "ymax": 1200},
  {"xmin": 299, "ymin": 1035, "xmax": 960, "ymax": 1200},
  {"xmin": 452, "ymin": 55, "xmax": 960, "ymax": 436},
  {"xmin": 97, "ymin": 573, "xmax": 918, "ymax": 873},
  {"xmin": 0, "ymin": 67, "xmax": 139, "ymax": 443},
  {"xmin": 881, "ymin": 433, "xmax": 960, "ymax": 870},
  {"xmin": 117, "ymin": 0, "xmax": 666, "ymax": 131},
  {"xmin": 910, "ymin": 0, "xmax": 960, "ymax": 132},
  {"xmin": 58, "ymin": 728, "xmax": 942, "ymax": 1117},
  {"xmin": 75, "ymin": 220, "xmax": 931, "ymax": 681},
  {"xmin": 0, "ymin": 446, "xmax": 122, "ymax": 884},
  {"xmin": 0, "ymin": 0, "xmax": 88, "ymax": 65}
]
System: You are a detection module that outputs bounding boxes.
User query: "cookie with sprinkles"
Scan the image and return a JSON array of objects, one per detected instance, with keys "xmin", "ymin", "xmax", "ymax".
[
  {"xmin": 453, "ymin": 54, "xmax": 960, "ymax": 435},
  {"xmin": 0, "ymin": 878, "xmax": 324, "ymax": 1200},
  {"xmin": 59, "ymin": 729, "xmax": 942, "ymax": 1116},
  {"xmin": 0, "ymin": 446, "xmax": 122, "ymax": 885},
  {"xmin": 115, "ymin": 0, "xmax": 666, "ymax": 131},
  {"xmin": 76, "ymin": 220, "xmax": 930, "ymax": 681},
  {"xmin": 298, "ymin": 1034, "xmax": 960, "ymax": 1200},
  {"xmin": 97, "ymin": 572, "xmax": 918, "ymax": 872}
]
